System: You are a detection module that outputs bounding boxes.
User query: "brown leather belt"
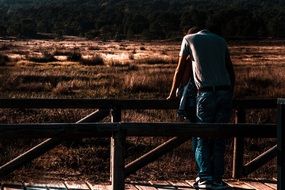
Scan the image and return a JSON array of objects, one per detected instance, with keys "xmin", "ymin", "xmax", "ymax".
[{"xmin": 199, "ymin": 85, "xmax": 231, "ymax": 92}]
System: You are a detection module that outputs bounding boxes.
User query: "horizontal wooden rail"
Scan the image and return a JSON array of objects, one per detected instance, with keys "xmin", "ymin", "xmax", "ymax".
[
  {"xmin": 0, "ymin": 122, "xmax": 276, "ymax": 138},
  {"xmin": 234, "ymin": 98, "xmax": 277, "ymax": 109},
  {"xmin": 0, "ymin": 99, "xmax": 178, "ymax": 109},
  {"xmin": 0, "ymin": 98, "xmax": 277, "ymax": 109}
]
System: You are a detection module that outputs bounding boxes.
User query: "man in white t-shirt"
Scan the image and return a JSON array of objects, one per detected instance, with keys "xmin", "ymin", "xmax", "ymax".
[{"xmin": 168, "ymin": 27, "xmax": 235, "ymax": 190}]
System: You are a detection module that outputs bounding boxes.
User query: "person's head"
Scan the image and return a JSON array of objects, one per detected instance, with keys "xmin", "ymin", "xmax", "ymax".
[{"xmin": 187, "ymin": 26, "xmax": 201, "ymax": 35}]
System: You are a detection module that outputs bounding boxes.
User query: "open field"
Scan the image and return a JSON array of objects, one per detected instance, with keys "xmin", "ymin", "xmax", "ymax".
[{"xmin": 0, "ymin": 37, "xmax": 284, "ymax": 183}]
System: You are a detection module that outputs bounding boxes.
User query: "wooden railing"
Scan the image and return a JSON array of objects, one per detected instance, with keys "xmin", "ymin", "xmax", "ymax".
[{"xmin": 0, "ymin": 98, "xmax": 284, "ymax": 190}]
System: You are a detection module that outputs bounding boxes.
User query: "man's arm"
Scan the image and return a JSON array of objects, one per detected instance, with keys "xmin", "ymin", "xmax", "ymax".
[
  {"xmin": 225, "ymin": 49, "xmax": 235, "ymax": 90},
  {"xmin": 167, "ymin": 55, "xmax": 188, "ymax": 99}
]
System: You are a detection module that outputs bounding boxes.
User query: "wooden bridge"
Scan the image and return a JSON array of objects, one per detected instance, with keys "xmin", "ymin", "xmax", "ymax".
[
  {"xmin": 0, "ymin": 178, "xmax": 279, "ymax": 189},
  {"xmin": 0, "ymin": 98, "xmax": 284, "ymax": 190}
]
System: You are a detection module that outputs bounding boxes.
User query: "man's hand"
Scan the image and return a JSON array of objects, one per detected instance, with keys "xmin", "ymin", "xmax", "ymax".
[{"xmin": 166, "ymin": 92, "xmax": 176, "ymax": 100}]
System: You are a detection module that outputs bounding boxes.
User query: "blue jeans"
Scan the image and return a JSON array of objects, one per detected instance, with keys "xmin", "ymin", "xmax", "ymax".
[{"xmin": 194, "ymin": 90, "xmax": 233, "ymax": 181}]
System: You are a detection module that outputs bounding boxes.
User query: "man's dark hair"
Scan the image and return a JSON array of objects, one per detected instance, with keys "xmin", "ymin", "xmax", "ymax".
[{"xmin": 187, "ymin": 26, "xmax": 201, "ymax": 34}]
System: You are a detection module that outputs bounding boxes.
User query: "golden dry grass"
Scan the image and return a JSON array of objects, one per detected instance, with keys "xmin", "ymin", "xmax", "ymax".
[{"xmin": 0, "ymin": 38, "xmax": 284, "ymax": 183}]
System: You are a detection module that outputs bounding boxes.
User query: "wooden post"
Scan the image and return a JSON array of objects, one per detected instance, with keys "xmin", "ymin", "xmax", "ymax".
[
  {"xmin": 110, "ymin": 108, "xmax": 125, "ymax": 190},
  {"xmin": 232, "ymin": 108, "xmax": 245, "ymax": 178},
  {"xmin": 277, "ymin": 99, "xmax": 285, "ymax": 190}
]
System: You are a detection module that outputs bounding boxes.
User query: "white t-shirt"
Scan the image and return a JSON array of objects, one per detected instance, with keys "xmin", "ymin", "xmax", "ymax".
[{"xmin": 179, "ymin": 30, "xmax": 231, "ymax": 89}]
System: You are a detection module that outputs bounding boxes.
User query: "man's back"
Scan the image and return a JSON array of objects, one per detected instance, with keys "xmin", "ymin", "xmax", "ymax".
[{"xmin": 184, "ymin": 30, "xmax": 231, "ymax": 89}]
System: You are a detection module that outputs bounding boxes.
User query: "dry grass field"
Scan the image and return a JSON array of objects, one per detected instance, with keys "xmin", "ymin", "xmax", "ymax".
[{"xmin": 0, "ymin": 37, "xmax": 284, "ymax": 183}]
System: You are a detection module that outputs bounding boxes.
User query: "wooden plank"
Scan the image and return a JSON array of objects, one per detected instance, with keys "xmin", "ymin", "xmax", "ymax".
[
  {"xmin": 125, "ymin": 184, "xmax": 139, "ymax": 190},
  {"xmin": 185, "ymin": 179, "xmax": 195, "ymax": 187},
  {"xmin": 265, "ymin": 182, "xmax": 277, "ymax": 190},
  {"xmin": 84, "ymin": 181, "xmax": 94, "ymax": 190},
  {"xmin": 149, "ymin": 181, "xmax": 175, "ymax": 190},
  {"xmin": 243, "ymin": 145, "xmax": 277, "ymax": 176},
  {"xmin": 123, "ymin": 123, "xmax": 276, "ymax": 138},
  {"xmin": 225, "ymin": 180, "xmax": 255, "ymax": 189},
  {"xmin": 2, "ymin": 183, "xmax": 23, "ymax": 190},
  {"xmin": 0, "ymin": 123, "xmax": 277, "ymax": 139},
  {"xmin": 2, "ymin": 187, "xmax": 23, "ymax": 190},
  {"xmin": 234, "ymin": 98, "xmax": 277, "ymax": 109},
  {"xmin": 0, "ymin": 98, "xmax": 277, "ymax": 110},
  {"xmin": 46, "ymin": 182, "xmax": 66, "ymax": 190},
  {"xmin": 0, "ymin": 99, "xmax": 179, "ymax": 110},
  {"xmin": 24, "ymin": 182, "xmax": 48, "ymax": 190},
  {"xmin": 64, "ymin": 181, "xmax": 89, "ymax": 190},
  {"xmin": 135, "ymin": 182, "xmax": 157, "ymax": 190},
  {"xmin": 24, "ymin": 187, "xmax": 47, "ymax": 190},
  {"xmin": 0, "ymin": 123, "xmax": 118, "ymax": 139},
  {"xmin": 91, "ymin": 184, "xmax": 111, "ymax": 190},
  {"xmin": 87, "ymin": 182, "xmax": 137, "ymax": 190},
  {"xmin": 168, "ymin": 181, "xmax": 192, "ymax": 189},
  {"xmin": 244, "ymin": 181, "xmax": 275, "ymax": 190}
]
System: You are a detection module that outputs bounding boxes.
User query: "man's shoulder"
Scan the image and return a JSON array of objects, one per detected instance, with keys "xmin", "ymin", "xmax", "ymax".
[
  {"xmin": 184, "ymin": 33, "xmax": 196, "ymax": 40},
  {"xmin": 183, "ymin": 34, "xmax": 199, "ymax": 45},
  {"xmin": 207, "ymin": 32, "xmax": 226, "ymax": 42}
]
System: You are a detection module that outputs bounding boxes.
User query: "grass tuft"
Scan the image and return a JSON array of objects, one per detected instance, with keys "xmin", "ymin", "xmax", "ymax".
[
  {"xmin": 52, "ymin": 82, "xmax": 73, "ymax": 95},
  {"xmin": 88, "ymin": 46, "xmax": 101, "ymax": 50},
  {"xmin": 28, "ymin": 52, "xmax": 57, "ymax": 63},
  {"xmin": 80, "ymin": 55, "xmax": 104, "ymax": 66},
  {"xmin": 123, "ymin": 71, "xmax": 172, "ymax": 93},
  {"xmin": 0, "ymin": 53, "xmax": 9, "ymax": 66},
  {"xmin": 135, "ymin": 57, "xmax": 175, "ymax": 65},
  {"xmin": 67, "ymin": 51, "xmax": 82, "ymax": 61}
]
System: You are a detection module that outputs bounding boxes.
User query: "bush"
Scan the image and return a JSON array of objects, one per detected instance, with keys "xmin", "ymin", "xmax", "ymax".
[
  {"xmin": 88, "ymin": 46, "xmax": 101, "ymax": 50},
  {"xmin": 0, "ymin": 53, "xmax": 9, "ymax": 66},
  {"xmin": 135, "ymin": 57, "xmax": 175, "ymax": 65},
  {"xmin": 80, "ymin": 55, "xmax": 104, "ymax": 66},
  {"xmin": 67, "ymin": 51, "xmax": 82, "ymax": 61},
  {"xmin": 28, "ymin": 52, "xmax": 57, "ymax": 63}
]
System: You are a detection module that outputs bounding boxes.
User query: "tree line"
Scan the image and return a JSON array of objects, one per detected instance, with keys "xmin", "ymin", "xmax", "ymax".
[{"xmin": 0, "ymin": 0, "xmax": 285, "ymax": 39}]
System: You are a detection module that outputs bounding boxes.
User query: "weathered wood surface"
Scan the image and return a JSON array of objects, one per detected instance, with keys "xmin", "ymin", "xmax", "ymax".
[
  {"xmin": 0, "ymin": 98, "xmax": 277, "ymax": 109},
  {"xmin": 0, "ymin": 123, "xmax": 276, "ymax": 139},
  {"xmin": 2, "ymin": 179, "xmax": 276, "ymax": 189},
  {"xmin": 232, "ymin": 108, "xmax": 246, "ymax": 179},
  {"xmin": 277, "ymin": 98, "xmax": 285, "ymax": 190},
  {"xmin": 244, "ymin": 181, "xmax": 275, "ymax": 190},
  {"xmin": 243, "ymin": 145, "xmax": 277, "ymax": 176}
]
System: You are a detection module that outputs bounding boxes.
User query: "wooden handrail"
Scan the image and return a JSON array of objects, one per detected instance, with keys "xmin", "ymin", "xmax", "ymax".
[
  {"xmin": 0, "ymin": 122, "xmax": 276, "ymax": 138},
  {"xmin": 0, "ymin": 98, "xmax": 277, "ymax": 109}
]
